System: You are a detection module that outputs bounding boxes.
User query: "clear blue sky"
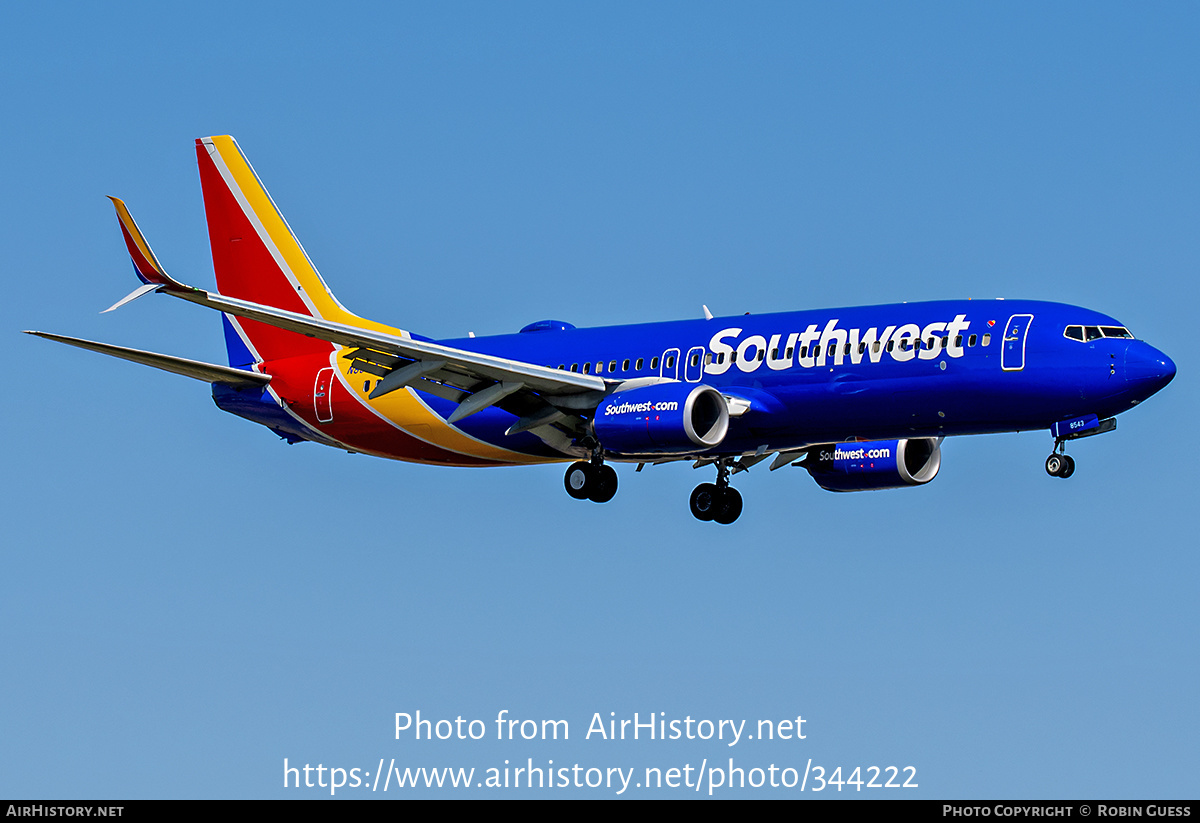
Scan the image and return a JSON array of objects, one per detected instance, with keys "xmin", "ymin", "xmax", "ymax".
[{"xmin": 3, "ymin": 1, "xmax": 1197, "ymax": 798}]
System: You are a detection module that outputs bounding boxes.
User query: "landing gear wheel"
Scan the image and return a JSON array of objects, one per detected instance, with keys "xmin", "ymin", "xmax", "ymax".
[
  {"xmin": 712, "ymin": 487, "xmax": 743, "ymax": 525},
  {"xmin": 1059, "ymin": 454, "xmax": 1075, "ymax": 479},
  {"xmin": 1045, "ymin": 454, "xmax": 1064, "ymax": 477},
  {"xmin": 1045, "ymin": 453, "xmax": 1076, "ymax": 478},
  {"xmin": 689, "ymin": 483, "xmax": 719, "ymax": 521},
  {"xmin": 564, "ymin": 461, "xmax": 594, "ymax": 499},
  {"xmin": 588, "ymin": 465, "xmax": 618, "ymax": 503}
]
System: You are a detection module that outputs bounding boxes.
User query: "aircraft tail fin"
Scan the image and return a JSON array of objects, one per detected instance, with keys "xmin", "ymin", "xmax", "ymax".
[{"xmin": 194, "ymin": 135, "xmax": 407, "ymax": 365}]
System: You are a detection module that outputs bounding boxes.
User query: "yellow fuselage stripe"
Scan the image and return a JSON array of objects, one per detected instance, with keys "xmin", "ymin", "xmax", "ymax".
[{"xmin": 206, "ymin": 136, "xmax": 544, "ymax": 464}]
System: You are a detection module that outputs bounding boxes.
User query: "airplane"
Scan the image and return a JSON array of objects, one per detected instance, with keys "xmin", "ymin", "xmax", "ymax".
[{"xmin": 27, "ymin": 136, "xmax": 1177, "ymax": 524}]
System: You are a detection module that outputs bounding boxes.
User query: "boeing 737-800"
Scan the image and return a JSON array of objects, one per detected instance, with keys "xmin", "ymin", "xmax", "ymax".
[{"xmin": 27, "ymin": 136, "xmax": 1177, "ymax": 524}]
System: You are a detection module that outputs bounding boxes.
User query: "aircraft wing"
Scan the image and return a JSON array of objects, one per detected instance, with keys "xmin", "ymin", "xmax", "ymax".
[
  {"xmin": 168, "ymin": 286, "xmax": 606, "ymax": 400},
  {"xmin": 24, "ymin": 331, "xmax": 271, "ymax": 391},
  {"xmin": 103, "ymin": 194, "xmax": 607, "ymax": 433},
  {"xmin": 108, "ymin": 276, "xmax": 610, "ymax": 436}
]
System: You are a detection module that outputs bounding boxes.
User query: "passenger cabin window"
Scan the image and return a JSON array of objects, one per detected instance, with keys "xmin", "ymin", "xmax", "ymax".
[
  {"xmin": 570, "ymin": 363, "xmax": 578, "ymax": 372},
  {"xmin": 636, "ymin": 358, "xmax": 644, "ymax": 370},
  {"xmin": 651, "ymin": 357, "xmax": 659, "ymax": 369},
  {"xmin": 609, "ymin": 360, "xmax": 617, "ymax": 372},
  {"xmin": 968, "ymin": 334, "xmax": 977, "ymax": 347},
  {"xmin": 583, "ymin": 362, "xmax": 591, "ymax": 374},
  {"xmin": 666, "ymin": 355, "xmax": 675, "ymax": 368},
  {"xmin": 981, "ymin": 333, "xmax": 991, "ymax": 346},
  {"xmin": 622, "ymin": 359, "xmax": 630, "ymax": 371}
]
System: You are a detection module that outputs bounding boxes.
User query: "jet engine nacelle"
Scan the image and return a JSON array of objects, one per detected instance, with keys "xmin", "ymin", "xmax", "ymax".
[
  {"xmin": 593, "ymin": 383, "xmax": 729, "ymax": 456},
  {"xmin": 804, "ymin": 438, "xmax": 942, "ymax": 492}
]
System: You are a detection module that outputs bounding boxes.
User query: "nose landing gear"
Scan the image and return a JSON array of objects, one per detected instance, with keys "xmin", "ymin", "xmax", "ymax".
[
  {"xmin": 1045, "ymin": 441, "xmax": 1076, "ymax": 479},
  {"xmin": 689, "ymin": 459, "xmax": 743, "ymax": 524}
]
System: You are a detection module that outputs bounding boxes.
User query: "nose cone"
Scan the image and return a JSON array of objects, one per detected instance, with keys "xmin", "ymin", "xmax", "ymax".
[{"xmin": 1125, "ymin": 342, "xmax": 1176, "ymax": 399}]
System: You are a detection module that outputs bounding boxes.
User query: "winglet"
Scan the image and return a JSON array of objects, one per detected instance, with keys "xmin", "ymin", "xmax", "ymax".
[
  {"xmin": 104, "ymin": 196, "xmax": 196, "ymax": 312},
  {"xmin": 107, "ymin": 196, "xmax": 189, "ymax": 291},
  {"xmin": 102, "ymin": 282, "xmax": 159, "ymax": 313}
]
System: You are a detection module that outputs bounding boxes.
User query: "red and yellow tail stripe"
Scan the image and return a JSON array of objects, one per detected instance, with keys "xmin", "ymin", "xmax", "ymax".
[{"xmin": 195, "ymin": 135, "xmax": 544, "ymax": 465}]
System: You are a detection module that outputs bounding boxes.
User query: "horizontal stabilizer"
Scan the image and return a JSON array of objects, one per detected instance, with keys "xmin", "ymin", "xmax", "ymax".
[{"xmin": 25, "ymin": 331, "xmax": 271, "ymax": 390}]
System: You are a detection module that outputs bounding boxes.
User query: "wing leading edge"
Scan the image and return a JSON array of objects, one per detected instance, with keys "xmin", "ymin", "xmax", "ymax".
[{"xmin": 98, "ymin": 198, "xmax": 608, "ymax": 436}]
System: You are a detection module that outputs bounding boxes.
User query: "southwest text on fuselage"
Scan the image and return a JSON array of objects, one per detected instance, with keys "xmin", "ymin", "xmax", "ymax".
[{"xmin": 703, "ymin": 314, "xmax": 973, "ymax": 375}]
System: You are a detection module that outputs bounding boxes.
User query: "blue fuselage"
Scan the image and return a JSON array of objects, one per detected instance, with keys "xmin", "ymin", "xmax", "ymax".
[{"xmin": 423, "ymin": 299, "xmax": 1175, "ymax": 459}]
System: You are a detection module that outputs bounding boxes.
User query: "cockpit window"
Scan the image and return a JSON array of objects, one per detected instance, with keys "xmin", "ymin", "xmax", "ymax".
[{"xmin": 1064, "ymin": 324, "xmax": 1134, "ymax": 342}]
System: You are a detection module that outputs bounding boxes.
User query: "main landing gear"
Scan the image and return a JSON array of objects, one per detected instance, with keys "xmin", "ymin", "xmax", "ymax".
[
  {"xmin": 564, "ymin": 457, "xmax": 618, "ymax": 503},
  {"xmin": 1045, "ymin": 440, "xmax": 1076, "ymax": 479},
  {"xmin": 690, "ymin": 459, "xmax": 743, "ymax": 525}
]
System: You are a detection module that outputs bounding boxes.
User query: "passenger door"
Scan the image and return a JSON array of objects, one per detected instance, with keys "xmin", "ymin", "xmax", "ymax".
[
  {"xmin": 1001, "ymin": 314, "xmax": 1034, "ymax": 371},
  {"xmin": 314, "ymin": 367, "xmax": 335, "ymax": 422}
]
